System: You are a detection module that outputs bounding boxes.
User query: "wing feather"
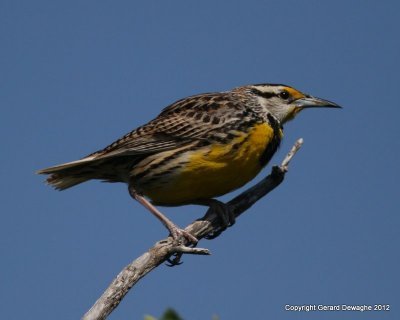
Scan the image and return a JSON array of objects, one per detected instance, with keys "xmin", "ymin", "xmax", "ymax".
[{"xmin": 91, "ymin": 92, "xmax": 240, "ymax": 159}]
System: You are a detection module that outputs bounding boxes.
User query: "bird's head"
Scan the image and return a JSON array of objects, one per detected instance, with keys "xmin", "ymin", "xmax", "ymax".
[{"xmin": 242, "ymin": 84, "xmax": 341, "ymax": 123}]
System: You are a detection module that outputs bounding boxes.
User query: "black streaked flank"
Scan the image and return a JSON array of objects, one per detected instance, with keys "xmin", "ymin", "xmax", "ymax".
[{"xmin": 133, "ymin": 145, "xmax": 192, "ymax": 181}]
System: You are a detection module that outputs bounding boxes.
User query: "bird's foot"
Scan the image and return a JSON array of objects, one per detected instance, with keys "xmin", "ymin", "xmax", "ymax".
[
  {"xmin": 166, "ymin": 252, "xmax": 184, "ymax": 266},
  {"xmin": 166, "ymin": 227, "xmax": 210, "ymax": 267},
  {"xmin": 166, "ymin": 244, "xmax": 211, "ymax": 266},
  {"xmin": 203, "ymin": 199, "xmax": 235, "ymax": 239},
  {"xmin": 169, "ymin": 224, "xmax": 198, "ymax": 246}
]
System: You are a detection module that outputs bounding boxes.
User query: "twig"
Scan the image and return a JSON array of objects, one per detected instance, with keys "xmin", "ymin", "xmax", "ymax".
[
  {"xmin": 82, "ymin": 138, "xmax": 304, "ymax": 320},
  {"xmin": 281, "ymin": 138, "xmax": 303, "ymax": 169}
]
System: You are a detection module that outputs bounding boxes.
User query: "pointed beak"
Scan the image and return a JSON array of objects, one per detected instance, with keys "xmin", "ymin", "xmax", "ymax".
[{"xmin": 295, "ymin": 96, "xmax": 342, "ymax": 109}]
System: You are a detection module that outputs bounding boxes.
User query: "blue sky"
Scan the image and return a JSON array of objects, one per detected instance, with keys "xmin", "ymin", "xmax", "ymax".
[{"xmin": 1, "ymin": 1, "xmax": 399, "ymax": 319}]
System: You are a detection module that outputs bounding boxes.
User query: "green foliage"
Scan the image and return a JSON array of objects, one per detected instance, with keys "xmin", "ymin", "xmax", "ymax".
[
  {"xmin": 144, "ymin": 308, "xmax": 183, "ymax": 320},
  {"xmin": 160, "ymin": 309, "xmax": 183, "ymax": 320},
  {"xmin": 145, "ymin": 308, "xmax": 219, "ymax": 320}
]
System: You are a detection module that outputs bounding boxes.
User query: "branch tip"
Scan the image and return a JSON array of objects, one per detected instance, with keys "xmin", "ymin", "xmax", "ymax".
[
  {"xmin": 173, "ymin": 245, "xmax": 211, "ymax": 255},
  {"xmin": 281, "ymin": 138, "xmax": 304, "ymax": 168}
]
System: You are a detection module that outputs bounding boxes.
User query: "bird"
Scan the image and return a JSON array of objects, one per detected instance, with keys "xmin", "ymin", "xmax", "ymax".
[{"xmin": 37, "ymin": 83, "xmax": 341, "ymax": 243}]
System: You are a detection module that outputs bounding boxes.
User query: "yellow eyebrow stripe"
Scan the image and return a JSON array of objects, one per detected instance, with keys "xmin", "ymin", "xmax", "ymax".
[{"xmin": 285, "ymin": 87, "xmax": 306, "ymax": 100}]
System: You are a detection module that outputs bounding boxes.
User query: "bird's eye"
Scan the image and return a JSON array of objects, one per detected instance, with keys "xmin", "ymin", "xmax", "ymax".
[{"xmin": 279, "ymin": 91, "xmax": 290, "ymax": 100}]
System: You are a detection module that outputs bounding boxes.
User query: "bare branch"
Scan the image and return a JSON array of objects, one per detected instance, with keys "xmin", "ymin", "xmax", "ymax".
[{"xmin": 82, "ymin": 138, "xmax": 304, "ymax": 320}]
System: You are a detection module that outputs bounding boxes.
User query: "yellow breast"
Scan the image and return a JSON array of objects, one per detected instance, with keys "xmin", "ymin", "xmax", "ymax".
[{"xmin": 145, "ymin": 123, "xmax": 281, "ymax": 205}]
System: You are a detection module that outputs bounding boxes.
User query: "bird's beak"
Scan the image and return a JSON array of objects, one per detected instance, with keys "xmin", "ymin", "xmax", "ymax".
[{"xmin": 295, "ymin": 96, "xmax": 342, "ymax": 109}]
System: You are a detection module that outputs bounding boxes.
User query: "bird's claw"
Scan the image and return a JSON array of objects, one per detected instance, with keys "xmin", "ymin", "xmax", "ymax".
[
  {"xmin": 204, "ymin": 200, "xmax": 235, "ymax": 239},
  {"xmin": 170, "ymin": 227, "xmax": 198, "ymax": 246},
  {"xmin": 166, "ymin": 252, "xmax": 184, "ymax": 267}
]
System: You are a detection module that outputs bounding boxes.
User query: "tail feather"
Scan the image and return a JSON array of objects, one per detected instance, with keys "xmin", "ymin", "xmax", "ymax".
[
  {"xmin": 45, "ymin": 174, "xmax": 90, "ymax": 190},
  {"xmin": 36, "ymin": 156, "xmax": 97, "ymax": 174},
  {"xmin": 37, "ymin": 156, "xmax": 98, "ymax": 190}
]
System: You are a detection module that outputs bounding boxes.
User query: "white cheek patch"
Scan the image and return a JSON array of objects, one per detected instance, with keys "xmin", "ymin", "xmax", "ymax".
[
  {"xmin": 256, "ymin": 96, "xmax": 267, "ymax": 106},
  {"xmin": 257, "ymin": 96, "xmax": 292, "ymax": 123}
]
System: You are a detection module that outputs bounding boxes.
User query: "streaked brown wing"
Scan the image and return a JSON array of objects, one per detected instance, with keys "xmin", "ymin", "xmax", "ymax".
[{"xmin": 91, "ymin": 92, "xmax": 242, "ymax": 159}]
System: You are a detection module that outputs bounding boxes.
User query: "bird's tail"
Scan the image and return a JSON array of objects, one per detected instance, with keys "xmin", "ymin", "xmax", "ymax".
[{"xmin": 37, "ymin": 157, "xmax": 99, "ymax": 190}]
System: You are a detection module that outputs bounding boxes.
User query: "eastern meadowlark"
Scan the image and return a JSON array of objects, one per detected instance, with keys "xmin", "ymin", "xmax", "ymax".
[{"xmin": 38, "ymin": 84, "xmax": 340, "ymax": 243}]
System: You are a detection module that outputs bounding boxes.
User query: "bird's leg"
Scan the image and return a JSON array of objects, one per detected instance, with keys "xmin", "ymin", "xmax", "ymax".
[
  {"xmin": 196, "ymin": 199, "xmax": 235, "ymax": 239},
  {"xmin": 128, "ymin": 185, "xmax": 198, "ymax": 245}
]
